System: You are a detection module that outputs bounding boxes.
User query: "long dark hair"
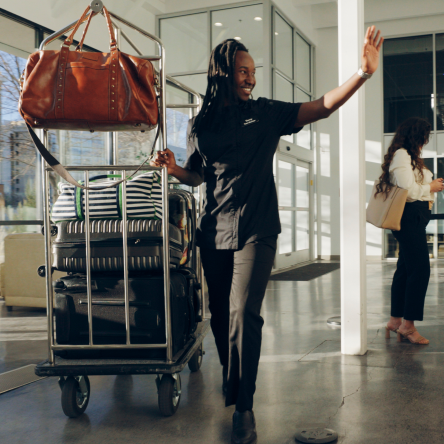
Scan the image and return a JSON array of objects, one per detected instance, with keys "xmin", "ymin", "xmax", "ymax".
[
  {"xmin": 375, "ymin": 117, "xmax": 431, "ymax": 197},
  {"xmin": 190, "ymin": 39, "xmax": 249, "ymax": 139}
]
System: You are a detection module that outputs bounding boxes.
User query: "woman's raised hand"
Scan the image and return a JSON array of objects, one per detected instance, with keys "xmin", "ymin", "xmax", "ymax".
[
  {"xmin": 149, "ymin": 148, "xmax": 177, "ymax": 175},
  {"xmin": 430, "ymin": 178, "xmax": 444, "ymax": 193},
  {"xmin": 361, "ymin": 26, "xmax": 384, "ymax": 74}
]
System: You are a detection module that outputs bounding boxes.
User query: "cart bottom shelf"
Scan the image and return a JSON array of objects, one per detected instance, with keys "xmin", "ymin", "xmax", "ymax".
[{"xmin": 35, "ymin": 320, "xmax": 210, "ymax": 377}]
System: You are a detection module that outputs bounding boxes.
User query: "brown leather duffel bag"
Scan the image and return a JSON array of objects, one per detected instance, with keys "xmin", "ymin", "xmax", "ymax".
[
  {"xmin": 18, "ymin": 5, "xmax": 160, "ymax": 190},
  {"xmin": 19, "ymin": 4, "xmax": 158, "ymax": 132}
]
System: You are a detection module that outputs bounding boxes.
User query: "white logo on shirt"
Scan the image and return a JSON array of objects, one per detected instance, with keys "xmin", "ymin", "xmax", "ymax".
[{"xmin": 243, "ymin": 118, "xmax": 258, "ymax": 126}]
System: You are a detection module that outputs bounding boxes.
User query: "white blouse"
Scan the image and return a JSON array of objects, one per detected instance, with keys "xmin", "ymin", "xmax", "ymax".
[{"xmin": 389, "ymin": 148, "xmax": 434, "ymax": 203}]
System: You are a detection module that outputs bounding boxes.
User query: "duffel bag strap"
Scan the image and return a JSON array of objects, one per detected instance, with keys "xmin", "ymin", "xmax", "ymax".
[{"xmin": 27, "ymin": 122, "xmax": 160, "ymax": 191}]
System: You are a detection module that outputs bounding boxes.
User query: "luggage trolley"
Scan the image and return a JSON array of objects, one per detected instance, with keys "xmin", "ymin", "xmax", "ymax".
[{"xmin": 35, "ymin": 0, "xmax": 210, "ymax": 418}]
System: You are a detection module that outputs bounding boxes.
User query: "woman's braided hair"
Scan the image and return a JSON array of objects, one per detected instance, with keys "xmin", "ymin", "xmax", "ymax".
[
  {"xmin": 190, "ymin": 39, "xmax": 249, "ymax": 139},
  {"xmin": 375, "ymin": 117, "xmax": 431, "ymax": 198}
]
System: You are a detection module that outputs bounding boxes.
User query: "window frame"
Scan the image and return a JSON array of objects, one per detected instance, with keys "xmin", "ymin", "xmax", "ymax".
[{"xmin": 382, "ymin": 31, "xmax": 444, "ymax": 259}]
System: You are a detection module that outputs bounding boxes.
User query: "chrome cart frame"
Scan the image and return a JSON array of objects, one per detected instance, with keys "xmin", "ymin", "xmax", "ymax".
[{"xmin": 35, "ymin": 0, "xmax": 208, "ymax": 418}]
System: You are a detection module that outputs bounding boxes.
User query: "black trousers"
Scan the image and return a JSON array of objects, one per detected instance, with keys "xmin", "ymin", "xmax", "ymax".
[
  {"xmin": 391, "ymin": 201, "xmax": 431, "ymax": 321},
  {"xmin": 200, "ymin": 236, "xmax": 277, "ymax": 412}
]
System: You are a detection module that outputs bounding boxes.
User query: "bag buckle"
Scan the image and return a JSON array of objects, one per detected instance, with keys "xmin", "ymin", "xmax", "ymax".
[{"xmin": 154, "ymin": 75, "xmax": 160, "ymax": 91}]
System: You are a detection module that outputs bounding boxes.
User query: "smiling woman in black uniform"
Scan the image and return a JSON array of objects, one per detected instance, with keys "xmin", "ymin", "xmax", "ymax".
[{"xmin": 151, "ymin": 26, "xmax": 383, "ymax": 444}]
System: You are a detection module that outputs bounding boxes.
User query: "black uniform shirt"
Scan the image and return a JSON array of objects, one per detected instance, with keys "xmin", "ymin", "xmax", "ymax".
[{"xmin": 184, "ymin": 98, "xmax": 303, "ymax": 250}]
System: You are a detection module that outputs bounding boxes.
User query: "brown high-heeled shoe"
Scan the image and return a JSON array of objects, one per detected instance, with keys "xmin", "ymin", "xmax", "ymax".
[
  {"xmin": 397, "ymin": 328, "xmax": 429, "ymax": 345},
  {"xmin": 385, "ymin": 325, "xmax": 399, "ymax": 339}
]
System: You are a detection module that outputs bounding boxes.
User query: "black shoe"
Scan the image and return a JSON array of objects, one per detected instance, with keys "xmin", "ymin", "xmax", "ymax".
[
  {"xmin": 222, "ymin": 366, "xmax": 228, "ymax": 396},
  {"xmin": 231, "ymin": 410, "xmax": 257, "ymax": 444}
]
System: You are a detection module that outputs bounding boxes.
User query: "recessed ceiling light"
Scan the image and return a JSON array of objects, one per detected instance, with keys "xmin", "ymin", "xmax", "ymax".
[
  {"xmin": 254, "ymin": 17, "xmax": 262, "ymax": 21},
  {"xmin": 275, "ymin": 32, "xmax": 279, "ymax": 35},
  {"xmin": 215, "ymin": 22, "xmax": 223, "ymax": 26},
  {"xmin": 234, "ymin": 36, "xmax": 241, "ymax": 41}
]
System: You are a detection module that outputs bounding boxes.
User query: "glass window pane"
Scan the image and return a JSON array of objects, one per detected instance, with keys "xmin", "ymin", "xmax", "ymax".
[
  {"xmin": 173, "ymin": 73, "xmax": 207, "ymax": 96},
  {"xmin": 437, "ymin": 133, "xmax": 444, "ymax": 155},
  {"xmin": 49, "ymin": 131, "xmax": 107, "ymax": 183},
  {"xmin": 166, "ymin": 108, "xmax": 190, "ymax": 167},
  {"xmin": 296, "ymin": 34, "xmax": 310, "ymax": 92},
  {"xmin": 437, "ymin": 158, "xmax": 444, "ymax": 257},
  {"xmin": 296, "ymin": 166, "xmax": 309, "ymax": 208},
  {"xmin": 383, "ymin": 35, "xmax": 434, "ymax": 133},
  {"xmin": 274, "ymin": 13, "xmax": 292, "ymax": 79},
  {"xmin": 275, "ymin": 73, "xmax": 293, "ymax": 103},
  {"xmin": 212, "ymin": 5, "xmax": 264, "ymax": 65},
  {"xmin": 0, "ymin": 16, "xmax": 35, "ymax": 56},
  {"xmin": 424, "ymin": 157, "xmax": 435, "ymax": 256},
  {"xmin": 278, "ymin": 161, "xmax": 294, "ymax": 206},
  {"xmin": 166, "ymin": 83, "xmax": 191, "ymax": 105},
  {"xmin": 296, "ymin": 210, "xmax": 309, "ymax": 251},
  {"xmin": 117, "ymin": 130, "xmax": 158, "ymax": 167},
  {"xmin": 279, "ymin": 210, "xmax": 294, "ymax": 254},
  {"xmin": 296, "ymin": 88, "xmax": 311, "ymax": 149},
  {"xmin": 0, "ymin": 50, "xmax": 37, "ymax": 222},
  {"xmin": 160, "ymin": 13, "xmax": 208, "ymax": 73},
  {"xmin": 436, "ymin": 33, "xmax": 444, "ymax": 130},
  {"xmin": 437, "ymin": 158, "xmax": 444, "ymax": 220},
  {"xmin": 275, "ymin": 73, "xmax": 293, "ymax": 143}
]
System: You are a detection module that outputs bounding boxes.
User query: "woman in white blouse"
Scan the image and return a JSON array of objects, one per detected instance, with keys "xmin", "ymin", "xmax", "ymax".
[{"xmin": 377, "ymin": 117, "xmax": 443, "ymax": 345}]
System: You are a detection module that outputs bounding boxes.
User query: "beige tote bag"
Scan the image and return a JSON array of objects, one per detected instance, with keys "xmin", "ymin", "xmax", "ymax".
[{"xmin": 366, "ymin": 181, "xmax": 408, "ymax": 231}]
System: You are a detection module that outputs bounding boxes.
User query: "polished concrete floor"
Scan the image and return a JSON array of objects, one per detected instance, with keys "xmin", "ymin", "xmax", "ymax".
[{"xmin": 2, "ymin": 261, "xmax": 444, "ymax": 443}]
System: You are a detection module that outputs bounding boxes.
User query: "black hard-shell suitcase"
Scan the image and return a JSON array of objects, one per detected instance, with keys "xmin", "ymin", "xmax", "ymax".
[
  {"xmin": 51, "ymin": 190, "xmax": 195, "ymax": 273},
  {"xmin": 52, "ymin": 219, "xmax": 183, "ymax": 272},
  {"xmin": 54, "ymin": 271, "xmax": 198, "ymax": 359}
]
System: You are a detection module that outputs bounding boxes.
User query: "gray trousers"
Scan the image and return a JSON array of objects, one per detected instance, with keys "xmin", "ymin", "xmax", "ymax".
[{"xmin": 200, "ymin": 236, "xmax": 277, "ymax": 412}]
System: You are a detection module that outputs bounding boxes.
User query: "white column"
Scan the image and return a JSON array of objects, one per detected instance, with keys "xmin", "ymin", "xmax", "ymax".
[{"xmin": 338, "ymin": 0, "xmax": 367, "ymax": 355}]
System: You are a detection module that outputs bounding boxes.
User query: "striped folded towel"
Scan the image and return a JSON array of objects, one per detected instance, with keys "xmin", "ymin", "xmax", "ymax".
[{"xmin": 51, "ymin": 171, "xmax": 163, "ymax": 222}]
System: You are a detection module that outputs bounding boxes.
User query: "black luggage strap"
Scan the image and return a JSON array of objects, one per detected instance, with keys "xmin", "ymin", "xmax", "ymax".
[
  {"xmin": 26, "ymin": 117, "xmax": 160, "ymax": 191},
  {"xmin": 430, "ymin": 214, "xmax": 444, "ymax": 220},
  {"xmin": 27, "ymin": 123, "xmax": 160, "ymax": 191}
]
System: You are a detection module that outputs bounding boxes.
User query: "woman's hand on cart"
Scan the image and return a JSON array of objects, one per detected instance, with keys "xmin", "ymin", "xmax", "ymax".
[
  {"xmin": 151, "ymin": 148, "xmax": 177, "ymax": 175},
  {"xmin": 151, "ymin": 149, "xmax": 203, "ymax": 187}
]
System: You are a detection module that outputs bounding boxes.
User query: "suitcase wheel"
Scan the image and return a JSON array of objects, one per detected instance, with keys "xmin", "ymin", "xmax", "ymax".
[
  {"xmin": 188, "ymin": 342, "xmax": 204, "ymax": 373},
  {"xmin": 61, "ymin": 375, "xmax": 90, "ymax": 418},
  {"xmin": 157, "ymin": 374, "xmax": 181, "ymax": 417}
]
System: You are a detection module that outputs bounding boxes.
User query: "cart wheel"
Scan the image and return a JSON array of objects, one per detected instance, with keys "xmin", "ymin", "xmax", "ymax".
[
  {"xmin": 61, "ymin": 376, "xmax": 90, "ymax": 418},
  {"xmin": 188, "ymin": 343, "xmax": 203, "ymax": 372},
  {"xmin": 158, "ymin": 374, "xmax": 181, "ymax": 417}
]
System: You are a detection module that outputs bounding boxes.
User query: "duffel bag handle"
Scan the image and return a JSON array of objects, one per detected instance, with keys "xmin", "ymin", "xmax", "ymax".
[
  {"xmin": 27, "ymin": 123, "xmax": 160, "ymax": 191},
  {"xmin": 75, "ymin": 10, "xmax": 98, "ymax": 52},
  {"xmin": 63, "ymin": 5, "xmax": 117, "ymax": 51}
]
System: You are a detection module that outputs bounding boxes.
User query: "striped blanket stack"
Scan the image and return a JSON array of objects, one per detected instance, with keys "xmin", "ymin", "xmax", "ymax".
[{"xmin": 51, "ymin": 172, "xmax": 163, "ymax": 222}]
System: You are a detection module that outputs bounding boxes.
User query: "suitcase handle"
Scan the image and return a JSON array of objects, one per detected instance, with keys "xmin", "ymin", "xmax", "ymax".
[{"xmin": 78, "ymin": 300, "xmax": 151, "ymax": 307}]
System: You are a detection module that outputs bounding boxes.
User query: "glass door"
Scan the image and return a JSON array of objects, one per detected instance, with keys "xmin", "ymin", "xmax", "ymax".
[{"xmin": 275, "ymin": 155, "xmax": 313, "ymax": 269}]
